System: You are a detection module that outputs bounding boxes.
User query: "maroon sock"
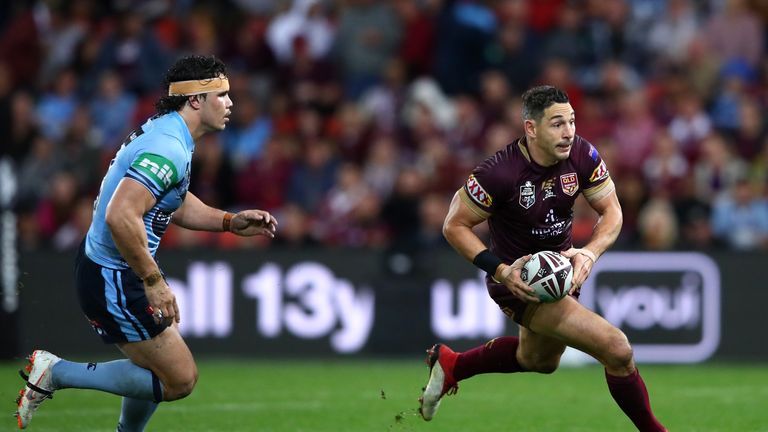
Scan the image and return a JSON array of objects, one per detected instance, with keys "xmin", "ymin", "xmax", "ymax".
[
  {"xmin": 605, "ymin": 369, "xmax": 666, "ymax": 432},
  {"xmin": 454, "ymin": 336, "xmax": 524, "ymax": 381}
]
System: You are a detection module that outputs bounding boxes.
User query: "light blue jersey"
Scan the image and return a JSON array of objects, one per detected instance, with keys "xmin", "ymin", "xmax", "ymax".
[{"xmin": 85, "ymin": 112, "xmax": 194, "ymax": 269}]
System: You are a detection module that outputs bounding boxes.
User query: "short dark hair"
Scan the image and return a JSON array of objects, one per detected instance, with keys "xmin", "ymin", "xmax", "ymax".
[
  {"xmin": 155, "ymin": 55, "xmax": 228, "ymax": 115},
  {"xmin": 521, "ymin": 85, "xmax": 570, "ymax": 122}
]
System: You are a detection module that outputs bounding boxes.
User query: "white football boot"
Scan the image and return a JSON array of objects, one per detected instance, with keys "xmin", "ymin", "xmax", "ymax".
[
  {"xmin": 419, "ymin": 344, "xmax": 459, "ymax": 421},
  {"xmin": 15, "ymin": 350, "xmax": 60, "ymax": 429}
]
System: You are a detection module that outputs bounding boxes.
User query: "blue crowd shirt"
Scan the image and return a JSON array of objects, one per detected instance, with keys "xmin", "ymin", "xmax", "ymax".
[{"xmin": 85, "ymin": 112, "xmax": 193, "ymax": 269}]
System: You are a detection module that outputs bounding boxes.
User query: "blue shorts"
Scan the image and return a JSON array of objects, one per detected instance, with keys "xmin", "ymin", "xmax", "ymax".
[{"xmin": 75, "ymin": 242, "xmax": 169, "ymax": 344}]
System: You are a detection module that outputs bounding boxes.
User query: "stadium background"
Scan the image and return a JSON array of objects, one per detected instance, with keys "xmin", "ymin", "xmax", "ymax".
[{"xmin": 1, "ymin": 0, "xmax": 768, "ymax": 430}]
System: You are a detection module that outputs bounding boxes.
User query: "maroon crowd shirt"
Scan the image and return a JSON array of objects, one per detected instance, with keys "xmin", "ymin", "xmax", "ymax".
[{"xmin": 460, "ymin": 135, "xmax": 615, "ymax": 264}]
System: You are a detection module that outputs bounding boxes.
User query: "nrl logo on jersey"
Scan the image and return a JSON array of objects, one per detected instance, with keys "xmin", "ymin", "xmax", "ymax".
[
  {"xmin": 560, "ymin": 173, "xmax": 578, "ymax": 196},
  {"xmin": 519, "ymin": 181, "xmax": 535, "ymax": 209},
  {"xmin": 466, "ymin": 174, "xmax": 492, "ymax": 207},
  {"xmin": 132, "ymin": 153, "xmax": 178, "ymax": 189}
]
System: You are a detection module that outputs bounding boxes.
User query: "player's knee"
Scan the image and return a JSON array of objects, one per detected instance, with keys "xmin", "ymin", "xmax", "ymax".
[
  {"xmin": 520, "ymin": 354, "xmax": 561, "ymax": 374},
  {"xmin": 603, "ymin": 332, "xmax": 634, "ymax": 370},
  {"xmin": 164, "ymin": 370, "xmax": 199, "ymax": 401}
]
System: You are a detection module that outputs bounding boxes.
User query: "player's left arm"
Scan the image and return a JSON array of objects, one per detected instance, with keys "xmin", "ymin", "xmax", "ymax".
[
  {"xmin": 562, "ymin": 188, "xmax": 622, "ymax": 292},
  {"xmin": 172, "ymin": 191, "xmax": 278, "ymax": 237}
]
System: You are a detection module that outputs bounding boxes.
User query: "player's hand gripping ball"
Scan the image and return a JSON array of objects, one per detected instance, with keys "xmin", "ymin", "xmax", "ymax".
[{"xmin": 521, "ymin": 251, "xmax": 573, "ymax": 303}]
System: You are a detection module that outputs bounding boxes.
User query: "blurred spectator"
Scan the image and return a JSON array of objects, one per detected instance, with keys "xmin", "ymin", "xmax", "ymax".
[
  {"xmin": 88, "ymin": 10, "xmax": 170, "ymax": 95},
  {"xmin": 36, "ymin": 68, "xmax": 78, "ymax": 141},
  {"xmin": 637, "ymin": 196, "xmax": 679, "ymax": 250},
  {"xmin": 710, "ymin": 60, "xmax": 755, "ymax": 133},
  {"xmin": 38, "ymin": 0, "xmax": 92, "ymax": 87},
  {"xmin": 704, "ymin": 0, "xmax": 764, "ymax": 68},
  {"xmin": 478, "ymin": 70, "xmax": 513, "ymax": 125},
  {"xmin": 272, "ymin": 203, "xmax": 317, "ymax": 247},
  {"xmin": 683, "ymin": 35, "xmax": 722, "ymax": 102},
  {"xmin": 4, "ymin": 90, "xmax": 39, "ymax": 164},
  {"xmin": 286, "ymin": 138, "xmax": 339, "ymax": 213},
  {"xmin": 674, "ymin": 176, "xmax": 716, "ymax": 250},
  {"xmin": 610, "ymin": 89, "xmax": 658, "ymax": 175},
  {"xmin": 487, "ymin": 19, "xmax": 541, "ymax": 93},
  {"xmin": 266, "ymin": 0, "xmax": 334, "ymax": 64},
  {"xmin": 15, "ymin": 136, "xmax": 59, "ymax": 207},
  {"xmin": 334, "ymin": 0, "xmax": 401, "ymax": 99},
  {"xmin": 190, "ymin": 134, "xmax": 235, "ymax": 211},
  {"xmin": 360, "ymin": 58, "xmax": 408, "ymax": 136},
  {"xmin": 646, "ymin": 0, "xmax": 699, "ymax": 67},
  {"xmin": 535, "ymin": 58, "xmax": 584, "ymax": 112},
  {"xmin": 414, "ymin": 136, "xmax": 465, "ymax": 195},
  {"xmin": 711, "ymin": 177, "xmax": 768, "ymax": 249},
  {"xmin": 333, "ymin": 102, "xmax": 374, "ymax": 163},
  {"xmin": 232, "ymin": 135, "xmax": 295, "ymax": 211},
  {"xmin": 89, "ymin": 70, "xmax": 137, "ymax": 149},
  {"xmin": 222, "ymin": 90, "xmax": 272, "ymax": 168},
  {"xmin": 35, "ymin": 170, "xmax": 80, "ymax": 241},
  {"xmin": 668, "ymin": 92, "xmax": 712, "ymax": 161},
  {"xmin": 692, "ymin": 133, "xmax": 749, "ymax": 201},
  {"xmin": 643, "ymin": 131, "xmax": 689, "ymax": 197},
  {"xmin": 362, "ymin": 135, "xmax": 400, "ymax": 198},
  {"xmin": 583, "ymin": 0, "xmax": 648, "ymax": 72},
  {"xmin": 314, "ymin": 162, "xmax": 383, "ymax": 246},
  {"xmin": 731, "ymin": 97, "xmax": 766, "ymax": 160},
  {"xmin": 433, "ymin": 0, "xmax": 497, "ymax": 95},
  {"xmin": 446, "ymin": 94, "xmax": 486, "ymax": 156},
  {"xmin": 418, "ymin": 192, "xmax": 451, "ymax": 249},
  {"xmin": 52, "ymin": 196, "xmax": 93, "ymax": 250},
  {"xmin": 542, "ymin": 2, "xmax": 591, "ymax": 71},
  {"xmin": 381, "ymin": 167, "xmax": 425, "ymax": 253},
  {"xmin": 0, "ymin": 1, "xmax": 46, "ymax": 88},
  {"xmin": 392, "ymin": 0, "xmax": 436, "ymax": 80},
  {"xmin": 57, "ymin": 105, "xmax": 102, "ymax": 193}
]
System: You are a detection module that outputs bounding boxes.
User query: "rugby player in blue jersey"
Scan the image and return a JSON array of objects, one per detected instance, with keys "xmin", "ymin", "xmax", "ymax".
[{"xmin": 15, "ymin": 55, "xmax": 277, "ymax": 430}]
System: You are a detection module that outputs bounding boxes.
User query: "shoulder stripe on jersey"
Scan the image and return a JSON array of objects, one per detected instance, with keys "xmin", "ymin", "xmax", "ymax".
[
  {"xmin": 517, "ymin": 139, "xmax": 531, "ymax": 162},
  {"xmin": 583, "ymin": 177, "xmax": 615, "ymax": 203},
  {"xmin": 125, "ymin": 170, "xmax": 163, "ymax": 198},
  {"xmin": 458, "ymin": 188, "xmax": 491, "ymax": 219}
]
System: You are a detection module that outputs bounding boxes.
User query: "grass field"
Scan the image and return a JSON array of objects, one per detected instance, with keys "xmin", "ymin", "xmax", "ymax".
[{"xmin": 1, "ymin": 358, "xmax": 767, "ymax": 431}]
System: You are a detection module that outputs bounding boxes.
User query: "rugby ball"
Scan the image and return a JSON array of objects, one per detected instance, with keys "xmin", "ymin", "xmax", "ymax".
[{"xmin": 520, "ymin": 251, "xmax": 573, "ymax": 303}]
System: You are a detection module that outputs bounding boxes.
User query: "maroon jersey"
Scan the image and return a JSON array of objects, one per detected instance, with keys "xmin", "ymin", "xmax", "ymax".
[{"xmin": 460, "ymin": 135, "xmax": 614, "ymax": 263}]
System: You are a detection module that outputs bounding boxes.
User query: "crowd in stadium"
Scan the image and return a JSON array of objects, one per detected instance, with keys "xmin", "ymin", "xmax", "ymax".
[{"xmin": 2, "ymin": 0, "xmax": 768, "ymax": 252}]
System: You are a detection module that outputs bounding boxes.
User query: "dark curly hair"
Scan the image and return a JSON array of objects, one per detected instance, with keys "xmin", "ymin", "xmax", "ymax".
[
  {"xmin": 521, "ymin": 85, "xmax": 570, "ymax": 122},
  {"xmin": 155, "ymin": 55, "xmax": 228, "ymax": 115}
]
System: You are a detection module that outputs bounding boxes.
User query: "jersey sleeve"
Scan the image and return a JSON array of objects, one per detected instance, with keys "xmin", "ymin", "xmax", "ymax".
[
  {"xmin": 458, "ymin": 152, "xmax": 513, "ymax": 218},
  {"xmin": 577, "ymin": 139, "xmax": 615, "ymax": 203},
  {"xmin": 124, "ymin": 136, "xmax": 184, "ymax": 199}
]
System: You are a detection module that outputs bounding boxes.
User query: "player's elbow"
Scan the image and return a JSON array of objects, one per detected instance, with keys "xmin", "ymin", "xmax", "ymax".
[{"xmin": 104, "ymin": 203, "xmax": 122, "ymax": 230}]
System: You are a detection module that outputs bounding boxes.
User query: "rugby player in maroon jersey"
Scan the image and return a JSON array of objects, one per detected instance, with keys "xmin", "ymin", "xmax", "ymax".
[{"xmin": 419, "ymin": 86, "xmax": 666, "ymax": 432}]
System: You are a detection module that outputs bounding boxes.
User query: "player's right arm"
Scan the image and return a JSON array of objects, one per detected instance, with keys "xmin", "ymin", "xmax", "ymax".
[
  {"xmin": 106, "ymin": 178, "xmax": 179, "ymax": 323},
  {"xmin": 443, "ymin": 190, "xmax": 538, "ymax": 302}
]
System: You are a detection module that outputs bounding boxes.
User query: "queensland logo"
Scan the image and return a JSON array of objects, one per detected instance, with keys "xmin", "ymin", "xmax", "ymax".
[
  {"xmin": 519, "ymin": 181, "xmax": 535, "ymax": 209},
  {"xmin": 465, "ymin": 174, "xmax": 492, "ymax": 207},
  {"xmin": 542, "ymin": 178, "xmax": 556, "ymax": 200},
  {"xmin": 589, "ymin": 160, "xmax": 609, "ymax": 183},
  {"xmin": 560, "ymin": 173, "xmax": 579, "ymax": 196}
]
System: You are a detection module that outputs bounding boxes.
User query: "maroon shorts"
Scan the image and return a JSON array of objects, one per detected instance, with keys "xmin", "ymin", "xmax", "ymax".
[{"xmin": 486, "ymin": 276, "xmax": 580, "ymax": 328}]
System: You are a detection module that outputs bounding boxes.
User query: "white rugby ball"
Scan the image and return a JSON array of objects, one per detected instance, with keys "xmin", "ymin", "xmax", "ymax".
[{"xmin": 520, "ymin": 251, "xmax": 573, "ymax": 303}]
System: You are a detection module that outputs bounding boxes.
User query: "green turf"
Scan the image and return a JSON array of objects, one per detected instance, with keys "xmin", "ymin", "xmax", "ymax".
[{"xmin": 2, "ymin": 359, "xmax": 767, "ymax": 431}]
